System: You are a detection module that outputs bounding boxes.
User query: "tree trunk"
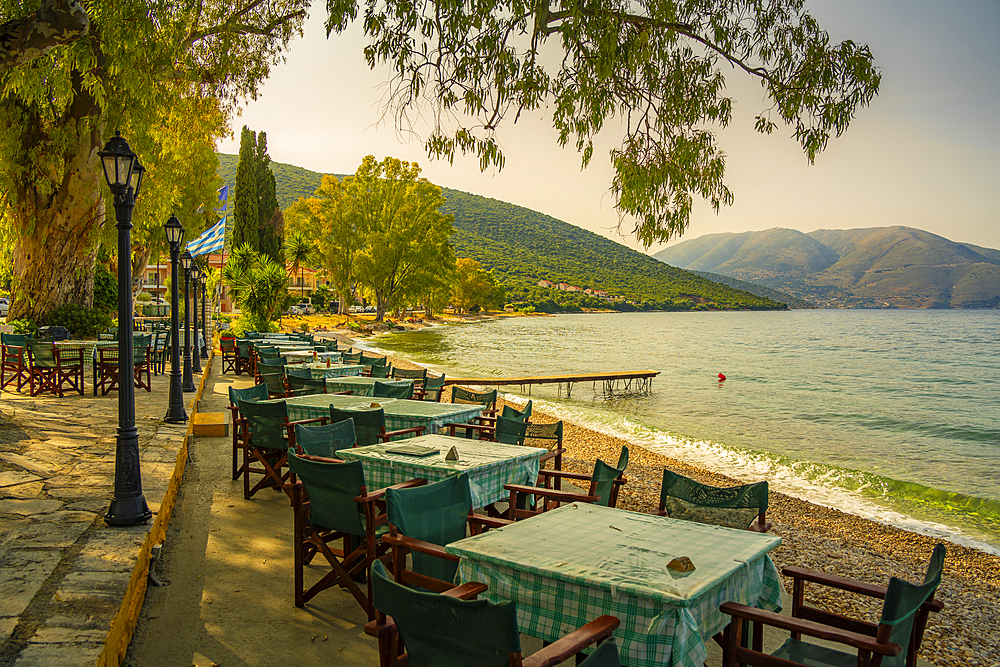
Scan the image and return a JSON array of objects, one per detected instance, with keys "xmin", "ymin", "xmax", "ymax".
[
  {"xmin": 131, "ymin": 243, "xmax": 151, "ymax": 299},
  {"xmin": 9, "ymin": 120, "xmax": 105, "ymax": 321}
]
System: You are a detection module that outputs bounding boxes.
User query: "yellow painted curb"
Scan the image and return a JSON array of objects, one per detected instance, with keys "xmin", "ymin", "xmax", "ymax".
[{"xmin": 96, "ymin": 349, "xmax": 216, "ymax": 667}]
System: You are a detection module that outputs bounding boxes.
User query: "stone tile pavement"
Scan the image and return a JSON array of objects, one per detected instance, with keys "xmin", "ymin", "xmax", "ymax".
[{"xmin": 0, "ymin": 355, "xmax": 209, "ymax": 666}]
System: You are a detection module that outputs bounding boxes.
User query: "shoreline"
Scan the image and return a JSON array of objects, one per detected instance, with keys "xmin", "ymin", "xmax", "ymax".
[{"xmin": 320, "ymin": 329, "xmax": 999, "ymax": 666}]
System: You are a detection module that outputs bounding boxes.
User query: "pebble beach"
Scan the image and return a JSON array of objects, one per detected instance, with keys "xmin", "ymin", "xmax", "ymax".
[{"xmin": 335, "ymin": 334, "xmax": 1000, "ymax": 667}]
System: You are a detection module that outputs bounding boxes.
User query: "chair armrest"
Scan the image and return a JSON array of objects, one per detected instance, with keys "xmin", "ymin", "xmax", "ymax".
[
  {"xmin": 782, "ymin": 566, "xmax": 888, "ymax": 599},
  {"xmin": 361, "ymin": 478, "xmax": 429, "ymax": 502},
  {"xmin": 382, "ymin": 533, "xmax": 460, "ymax": 563},
  {"xmin": 286, "ymin": 417, "xmax": 329, "ymax": 427},
  {"xmin": 522, "ymin": 615, "xmax": 620, "ymax": 667},
  {"xmin": 381, "ymin": 426, "xmax": 426, "ymax": 441},
  {"xmin": 331, "ymin": 390, "xmax": 354, "ymax": 395},
  {"xmin": 537, "ymin": 469, "xmax": 593, "ymax": 482},
  {"xmin": 468, "ymin": 515, "xmax": 512, "ymax": 531},
  {"xmin": 720, "ymin": 602, "xmax": 902, "ymax": 657},
  {"xmin": 504, "ymin": 484, "xmax": 599, "ymax": 504},
  {"xmin": 363, "ymin": 615, "xmax": 395, "ymax": 639},
  {"xmin": 445, "ymin": 422, "xmax": 494, "ymax": 436},
  {"xmin": 440, "ymin": 582, "xmax": 489, "ymax": 600}
]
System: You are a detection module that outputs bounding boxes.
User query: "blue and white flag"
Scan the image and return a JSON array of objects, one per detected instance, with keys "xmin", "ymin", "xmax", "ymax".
[
  {"xmin": 217, "ymin": 185, "xmax": 229, "ymax": 212},
  {"xmin": 186, "ymin": 218, "xmax": 226, "ymax": 256}
]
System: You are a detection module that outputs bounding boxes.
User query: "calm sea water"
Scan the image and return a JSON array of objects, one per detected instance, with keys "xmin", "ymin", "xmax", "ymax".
[{"xmin": 365, "ymin": 310, "xmax": 1000, "ymax": 553}]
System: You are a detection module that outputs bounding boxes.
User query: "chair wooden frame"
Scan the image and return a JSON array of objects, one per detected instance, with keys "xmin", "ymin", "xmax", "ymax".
[
  {"xmin": 239, "ymin": 401, "xmax": 327, "ymax": 499},
  {"xmin": 220, "ymin": 337, "xmax": 238, "ymax": 374},
  {"xmin": 94, "ymin": 345, "xmax": 153, "ymax": 396},
  {"xmin": 287, "ymin": 460, "xmax": 426, "ymax": 616},
  {"xmin": 27, "ymin": 342, "xmax": 84, "ymax": 398},
  {"xmin": 1, "ymin": 343, "xmax": 29, "ymax": 393},
  {"xmin": 720, "ymin": 547, "xmax": 946, "ymax": 667}
]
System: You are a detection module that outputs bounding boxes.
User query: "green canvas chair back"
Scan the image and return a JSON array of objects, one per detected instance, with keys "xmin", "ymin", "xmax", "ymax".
[
  {"xmin": 524, "ymin": 421, "xmax": 563, "ymax": 449},
  {"xmin": 220, "ymin": 338, "xmax": 236, "ymax": 352},
  {"xmin": 578, "ymin": 639, "xmax": 621, "ymax": 667},
  {"xmin": 501, "ymin": 400, "xmax": 532, "ymax": 422},
  {"xmin": 288, "ymin": 451, "xmax": 368, "ymax": 536},
  {"xmin": 877, "ymin": 544, "xmax": 946, "ymax": 667},
  {"xmin": 2, "ymin": 333, "xmax": 26, "ymax": 347},
  {"xmin": 390, "ymin": 366, "xmax": 427, "ymax": 384},
  {"xmin": 421, "ymin": 373, "xmax": 446, "ymax": 401},
  {"xmin": 342, "ymin": 351, "xmax": 362, "ymax": 364},
  {"xmin": 495, "ymin": 414, "xmax": 528, "ymax": 446},
  {"xmin": 369, "ymin": 364, "xmax": 391, "ymax": 378},
  {"xmin": 257, "ymin": 353, "xmax": 286, "ymax": 365},
  {"xmin": 236, "ymin": 398, "xmax": 289, "ymax": 451},
  {"xmin": 27, "ymin": 339, "xmax": 57, "ymax": 368},
  {"xmin": 134, "ymin": 333, "xmax": 152, "ymax": 348},
  {"xmin": 362, "ymin": 354, "xmax": 388, "ymax": 367},
  {"xmin": 370, "ymin": 559, "xmax": 521, "ymax": 667},
  {"xmin": 659, "ymin": 470, "xmax": 769, "ymax": 531},
  {"xmin": 772, "ymin": 544, "xmax": 946, "ymax": 667},
  {"xmin": 287, "ymin": 374, "xmax": 326, "ymax": 396},
  {"xmin": 258, "ymin": 369, "xmax": 286, "ymax": 397},
  {"xmin": 294, "ymin": 420, "xmax": 356, "ymax": 458},
  {"xmin": 236, "ymin": 340, "xmax": 252, "ymax": 357},
  {"xmin": 373, "ymin": 380, "xmax": 413, "ymax": 400},
  {"xmin": 228, "ymin": 382, "xmax": 269, "ymax": 409},
  {"xmin": 386, "ymin": 474, "xmax": 472, "ymax": 586},
  {"xmin": 591, "ymin": 446, "xmax": 628, "ymax": 507},
  {"xmin": 330, "ymin": 406, "xmax": 384, "ymax": 447},
  {"xmin": 451, "ymin": 386, "xmax": 496, "ymax": 411},
  {"xmin": 285, "ymin": 365, "xmax": 313, "ymax": 379}
]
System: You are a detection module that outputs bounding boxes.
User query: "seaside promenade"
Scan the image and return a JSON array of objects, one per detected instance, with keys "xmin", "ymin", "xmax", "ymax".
[
  {"xmin": 0, "ymin": 354, "xmax": 207, "ymax": 666},
  {"xmin": 0, "ymin": 336, "xmax": 975, "ymax": 666}
]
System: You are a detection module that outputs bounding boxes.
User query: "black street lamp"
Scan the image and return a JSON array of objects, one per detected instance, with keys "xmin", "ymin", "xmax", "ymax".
[
  {"xmin": 163, "ymin": 215, "xmax": 187, "ymax": 424},
  {"xmin": 190, "ymin": 262, "xmax": 202, "ymax": 374},
  {"xmin": 181, "ymin": 249, "xmax": 196, "ymax": 392},
  {"xmin": 98, "ymin": 131, "xmax": 152, "ymax": 527},
  {"xmin": 200, "ymin": 273, "xmax": 209, "ymax": 359}
]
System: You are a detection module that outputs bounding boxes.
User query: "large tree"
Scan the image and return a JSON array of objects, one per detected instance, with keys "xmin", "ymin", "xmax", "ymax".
[
  {"xmin": 325, "ymin": 0, "xmax": 880, "ymax": 246},
  {"xmin": 351, "ymin": 156, "xmax": 455, "ymax": 322},
  {"xmin": 1, "ymin": 0, "xmax": 307, "ymax": 321},
  {"xmin": 0, "ymin": 0, "xmax": 88, "ymax": 74},
  {"xmin": 232, "ymin": 126, "xmax": 261, "ymax": 252}
]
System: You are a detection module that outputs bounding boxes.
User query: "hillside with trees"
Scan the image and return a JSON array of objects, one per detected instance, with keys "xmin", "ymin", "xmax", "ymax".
[{"xmin": 217, "ymin": 154, "xmax": 786, "ymax": 312}]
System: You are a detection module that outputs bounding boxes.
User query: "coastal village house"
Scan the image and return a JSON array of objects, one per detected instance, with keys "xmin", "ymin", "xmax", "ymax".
[{"xmin": 142, "ymin": 255, "xmax": 323, "ymax": 313}]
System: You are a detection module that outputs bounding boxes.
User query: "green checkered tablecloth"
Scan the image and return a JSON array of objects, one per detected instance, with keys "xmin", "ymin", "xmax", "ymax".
[
  {"xmin": 446, "ymin": 503, "xmax": 784, "ymax": 667},
  {"xmin": 299, "ymin": 363, "xmax": 363, "ymax": 379},
  {"xmin": 325, "ymin": 376, "xmax": 411, "ymax": 397},
  {"xmin": 285, "ymin": 350, "xmax": 342, "ymax": 362},
  {"xmin": 336, "ymin": 435, "xmax": 544, "ymax": 507},
  {"xmin": 281, "ymin": 395, "xmax": 485, "ymax": 438}
]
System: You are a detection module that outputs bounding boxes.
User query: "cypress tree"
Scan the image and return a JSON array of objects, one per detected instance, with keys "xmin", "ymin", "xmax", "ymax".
[
  {"xmin": 233, "ymin": 126, "xmax": 259, "ymax": 251},
  {"xmin": 255, "ymin": 131, "xmax": 283, "ymax": 263}
]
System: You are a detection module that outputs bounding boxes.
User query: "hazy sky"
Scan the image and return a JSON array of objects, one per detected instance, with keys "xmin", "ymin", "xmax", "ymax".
[{"xmin": 217, "ymin": 1, "xmax": 1000, "ymax": 254}]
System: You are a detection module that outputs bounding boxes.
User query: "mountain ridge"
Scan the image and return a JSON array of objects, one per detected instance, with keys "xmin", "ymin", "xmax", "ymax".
[{"xmin": 653, "ymin": 226, "xmax": 1000, "ymax": 308}]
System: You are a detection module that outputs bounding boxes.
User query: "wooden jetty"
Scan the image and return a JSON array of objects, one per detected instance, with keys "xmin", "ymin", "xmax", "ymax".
[{"xmin": 444, "ymin": 370, "xmax": 659, "ymax": 398}]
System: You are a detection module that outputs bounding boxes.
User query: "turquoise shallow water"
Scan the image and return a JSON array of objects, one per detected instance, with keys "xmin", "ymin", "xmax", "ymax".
[{"xmin": 366, "ymin": 310, "xmax": 1000, "ymax": 553}]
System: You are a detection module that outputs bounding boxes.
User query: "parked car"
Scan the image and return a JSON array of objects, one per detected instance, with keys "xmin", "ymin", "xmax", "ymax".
[
  {"xmin": 287, "ymin": 305, "xmax": 303, "ymax": 316},
  {"xmin": 295, "ymin": 301, "xmax": 314, "ymax": 315},
  {"xmin": 0, "ymin": 297, "xmax": 8, "ymax": 318}
]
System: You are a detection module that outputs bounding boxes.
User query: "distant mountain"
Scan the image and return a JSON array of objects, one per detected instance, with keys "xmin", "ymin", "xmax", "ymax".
[
  {"xmin": 216, "ymin": 153, "xmax": 786, "ymax": 311},
  {"xmin": 653, "ymin": 226, "xmax": 1000, "ymax": 308},
  {"xmin": 689, "ymin": 271, "xmax": 817, "ymax": 309}
]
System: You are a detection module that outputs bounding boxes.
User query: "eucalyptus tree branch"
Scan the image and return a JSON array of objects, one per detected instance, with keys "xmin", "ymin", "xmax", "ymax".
[{"xmin": 0, "ymin": 0, "xmax": 89, "ymax": 74}]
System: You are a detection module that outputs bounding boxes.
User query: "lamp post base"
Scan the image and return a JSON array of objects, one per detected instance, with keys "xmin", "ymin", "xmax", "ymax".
[
  {"xmin": 164, "ymin": 370, "xmax": 188, "ymax": 422},
  {"xmin": 105, "ymin": 494, "xmax": 153, "ymax": 526}
]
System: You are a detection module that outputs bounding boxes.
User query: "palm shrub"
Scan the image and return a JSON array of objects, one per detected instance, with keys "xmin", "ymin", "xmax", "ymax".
[{"xmin": 222, "ymin": 243, "xmax": 287, "ymax": 333}]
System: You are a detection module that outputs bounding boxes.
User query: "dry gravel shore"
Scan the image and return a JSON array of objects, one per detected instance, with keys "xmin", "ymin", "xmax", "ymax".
[{"xmin": 338, "ymin": 336, "xmax": 1000, "ymax": 667}]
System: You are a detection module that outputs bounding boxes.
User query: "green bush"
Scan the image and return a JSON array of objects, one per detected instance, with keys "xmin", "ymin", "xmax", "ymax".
[
  {"xmin": 93, "ymin": 264, "xmax": 118, "ymax": 314},
  {"xmin": 42, "ymin": 305, "xmax": 113, "ymax": 338},
  {"xmin": 7, "ymin": 319, "xmax": 37, "ymax": 336}
]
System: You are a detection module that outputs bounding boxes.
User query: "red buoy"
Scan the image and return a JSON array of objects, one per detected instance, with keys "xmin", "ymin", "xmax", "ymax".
[{"xmin": 718, "ymin": 373, "xmax": 727, "ymax": 381}]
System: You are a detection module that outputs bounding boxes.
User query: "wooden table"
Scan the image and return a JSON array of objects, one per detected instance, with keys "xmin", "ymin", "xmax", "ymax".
[{"xmin": 446, "ymin": 503, "xmax": 784, "ymax": 667}]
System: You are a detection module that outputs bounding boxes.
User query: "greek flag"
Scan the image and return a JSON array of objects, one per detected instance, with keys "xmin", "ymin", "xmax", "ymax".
[
  {"xmin": 186, "ymin": 218, "xmax": 226, "ymax": 256},
  {"xmin": 217, "ymin": 185, "xmax": 229, "ymax": 212}
]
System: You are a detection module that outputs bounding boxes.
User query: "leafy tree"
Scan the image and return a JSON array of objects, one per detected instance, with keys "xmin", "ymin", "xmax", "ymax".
[
  {"xmin": 284, "ymin": 230, "xmax": 313, "ymax": 300},
  {"xmin": 0, "ymin": 0, "xmax": 307, "ymax": 322},
  {"xmin": 351, "ymin": 156, "xmax": 456, "ymax": 322},
  {"xmin": 453, "ymin": 258, "xmax": 502, "ymax": 313},
  {"xmin": 221, "ymin": 243, "xmax": 288, "ymax": 332},
  {"xmin": 256, "ymin": 131, "xmax": 284, "ymax": 263},
  {"xmin": 285, "ymin": 175, "xmax": 363, "ymax": 316},
  {"xmin": 326, "ymin": 0, "xmax": 880, "ymax": 246}
]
